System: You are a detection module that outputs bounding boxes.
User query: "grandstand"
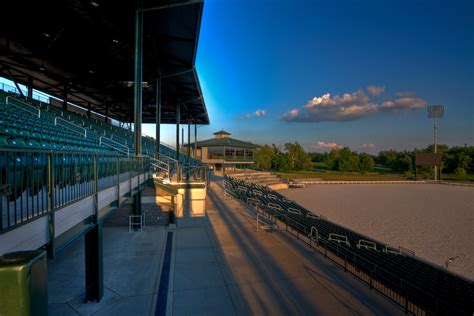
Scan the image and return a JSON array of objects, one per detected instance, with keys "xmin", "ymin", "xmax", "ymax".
[
  {"xmin": 0, "ymin": 0, "xmax": 211, "ymax": 313},
  {"xmin": 224, "ymin": 175, "xmax": 474, "ymax": 315}
]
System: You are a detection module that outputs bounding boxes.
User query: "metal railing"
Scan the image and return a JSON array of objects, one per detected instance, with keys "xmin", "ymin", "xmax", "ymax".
[
  {"xmin": 55, "ymin": 117, "xmax": 87, "ymax": 138},
  {"xmin": 99, "ymin": 136, "xmax": 130, "ymax": 156},
  {"xmin": 226, "ymin": 176, "xmax": 472, "ymax": 316},
  {"xmin": 0, "ymin": 148, "xmax": 150, "ymax": 233},
  {"xmin": 6, "ymin": 96, "xmax": 41, "ymax": 118}
]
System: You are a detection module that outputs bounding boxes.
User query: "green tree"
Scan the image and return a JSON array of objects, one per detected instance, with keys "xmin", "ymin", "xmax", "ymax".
[
  {"xmin": 284, "ymin": 142, "xmax": 312, "ymax": 171},
  {"xmin": 359, "ymin": 153, "xmax": 374, "ymax": 173},
  {"xmin": 253, "ymin": 145, "xmax": 275, "ymax": 169}
]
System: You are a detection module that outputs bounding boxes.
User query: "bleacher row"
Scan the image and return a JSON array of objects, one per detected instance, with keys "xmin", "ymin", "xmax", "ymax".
[
  {"xmin": 0, "ymin": 90, "xmax": 203, "ymax": 230},
  {"xmin": 224, "ymin": 175, "xmax": 474, "ymax": 316},
  {"xmin": 0, "ymin": 90, "xmax": 203, "ymax": 168}
]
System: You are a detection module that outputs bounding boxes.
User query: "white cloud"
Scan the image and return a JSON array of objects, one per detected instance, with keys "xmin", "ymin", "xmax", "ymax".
[
  {"xmin": 381, "ymin": 97, "xmax": 427, "ymax": 110},
  {"xmin": 314, "ymin": 141, "xmax": 342, "ymax": 150},
  {"xmin": 255, "ymin": 109, "xmax": 266, "ymax": 117},
  {"xmin": 282, "ymin": 87, "xmax": 426, "ymax": 123},
  {"xmin": 395, "ymin": 91, "xmax": 415, "ymax": 98},
  {"xmin": 239, "ymin": 109, "xmax": 267, "ymax": 120},
  {"xmin": 282, "ymin": 108, "xmax": 299, "ymax": 121},
  {"xmin": 367, "ymin": 85, "xmax": 384, "ymax": 96},
  {"xmin": 362, "ymin": 143, "xmax": 375, "ymax": 149}
]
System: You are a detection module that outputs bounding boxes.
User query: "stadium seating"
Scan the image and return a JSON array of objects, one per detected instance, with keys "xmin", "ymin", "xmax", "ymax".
[
  {"xmin": 0, "ymin": 90, "xmax": 204, "ymax": 168},
  {"xmin": 0, "ymin": 90, "xmax": 205, "ymax": 232},
  {"xmin": 225, "ymin": 175, "xmax": 474, "ymax": 315}
]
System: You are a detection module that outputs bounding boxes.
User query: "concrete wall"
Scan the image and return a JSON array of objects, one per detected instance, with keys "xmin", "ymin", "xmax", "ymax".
[{"xmin": 175, "ymin": 186, "xmax": 206, "ymax": 218}]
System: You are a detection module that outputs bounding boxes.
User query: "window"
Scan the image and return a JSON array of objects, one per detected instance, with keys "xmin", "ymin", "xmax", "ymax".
[
  {"xmin": 208, "ymin": 147, "xmax": 224, "ymax": 159},
  {"xmin": 225, "ymin": 147, "xmax": 235, "ymax": 160}
]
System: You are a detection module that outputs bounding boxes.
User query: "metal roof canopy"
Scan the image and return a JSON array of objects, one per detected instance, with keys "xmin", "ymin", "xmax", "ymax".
[{"xmin": 0, "ymin": 0, "xmax": 209, "ymax": 125}]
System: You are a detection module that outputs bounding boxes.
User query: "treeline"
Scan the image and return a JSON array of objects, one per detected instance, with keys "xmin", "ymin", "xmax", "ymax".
[
  {"xmin": 254, "ymin": 142, "xmax": 312, "ymax": 171},
  {"xmin": 376, "ymin": 145, "xmax": 474, "ymax": 176},
  {"xmin": 254, "ymin": 143, "xmax": 474, "ymax": 175}
]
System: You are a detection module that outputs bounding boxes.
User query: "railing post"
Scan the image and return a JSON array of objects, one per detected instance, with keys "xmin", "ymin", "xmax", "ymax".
[
  {"xmin": 93, "ymin": 155, "xmax": 98, "ymax": 218},
  {"xmin": 46, "ymin": 152, "xmax": 55, "ymax": 259},
  {"xmin": 129, "ymin": 156, "xmax": 132, "ymax": 197},
  {"xmin": 116, "ymin": 157, "xmax": 120, "ymax": 206}
]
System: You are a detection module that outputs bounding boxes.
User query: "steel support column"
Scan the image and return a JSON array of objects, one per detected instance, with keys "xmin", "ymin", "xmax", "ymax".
[
  {"xmin": 181, "ymin": 126, "xmax": 184, "ymax": 153},
  {"xmin": 105, "ymin": 104, "xmax": 109, "ymax": 123},
  {"xmin": 133, "ymin": 0, "xmax": 144, "ymax": 216},
  {"xmin": 85, "ymin": 223, "xmax": 104, "ymax": 302},
  {"xmin": 87, "ymin": 102, "xmax": 92, "ymax": 118},
  {"xmin": 176, "ymin": 103, "xmax": 180, "ymax": 161},
  {"xmin": 155, "ymin": 77, "xmax": 161, "ymax": 158},
  {"xmin": 187, "ymin": 119, "xmax": 191, "ymax": 157},
  {"xmin": 194, "ymin": 122, "xmax": 197, "ymax": 158},
  {"xmin": 62, "ymin": 83, "xmax": 68, "ymax": 110},
  {"xmin": 27, "ymin": 76, "xmax": 33, "ymax": 98}
]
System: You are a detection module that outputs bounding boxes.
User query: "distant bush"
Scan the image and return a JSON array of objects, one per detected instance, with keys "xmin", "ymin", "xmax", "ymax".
[{"xmin": 454, "ymin": 167, "xmax": 467, "ymax": 176}]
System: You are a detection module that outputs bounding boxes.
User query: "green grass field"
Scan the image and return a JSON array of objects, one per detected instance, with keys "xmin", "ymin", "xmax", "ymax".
[
  {"xmin": 276, "ymin": 162, "xmax": 474, "ymax": 182},
  {"xmin": 440, "ymin": 173, "xmax": 474, "ymax": 183},
  {"xmin": 275, "ymin": 170, "xmax": 407, "ymax": 181}
]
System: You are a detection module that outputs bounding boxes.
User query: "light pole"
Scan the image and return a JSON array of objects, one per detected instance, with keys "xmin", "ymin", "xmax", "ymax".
[{"xmin": 427, "ymin": 105, "xmax": 444, "ymax": 181}]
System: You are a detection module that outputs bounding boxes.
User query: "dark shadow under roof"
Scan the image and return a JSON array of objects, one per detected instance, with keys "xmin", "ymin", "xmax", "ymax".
[{"xmin": 0, "ymin": 0, "xmax": 209, "ymax": 125}]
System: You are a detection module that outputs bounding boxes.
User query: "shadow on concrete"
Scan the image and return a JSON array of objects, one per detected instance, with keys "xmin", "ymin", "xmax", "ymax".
[{"xmin": 202, "ymin": 175, "xmax": 404, "ymax": 315}]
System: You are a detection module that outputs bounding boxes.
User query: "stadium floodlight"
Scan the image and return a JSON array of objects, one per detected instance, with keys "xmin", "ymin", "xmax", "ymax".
[
  {"xmin": 427, "ymin": 105, "xmax": 445, "ymax": 181},
  {"xmin": 428, "ymin": 104, "xmax": 444, "ymax": 118}
]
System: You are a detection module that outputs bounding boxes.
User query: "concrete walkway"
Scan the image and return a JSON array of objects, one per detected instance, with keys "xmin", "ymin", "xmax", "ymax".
[
  {"xmin": 48, "ymin": 176, "xmax": 404, "ymax": 315},
  {"xmin": 48, "ymin": 226, "xmax": 166, "ymax": 315},
  {"xmin": 165, "ymin": 177, "xmax": 404, "ymax": 315}
]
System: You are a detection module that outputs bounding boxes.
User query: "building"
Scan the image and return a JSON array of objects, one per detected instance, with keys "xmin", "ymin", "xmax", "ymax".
[{"xmin": 189, "ymin": 130, "xmax": 259, "ymax": 172}]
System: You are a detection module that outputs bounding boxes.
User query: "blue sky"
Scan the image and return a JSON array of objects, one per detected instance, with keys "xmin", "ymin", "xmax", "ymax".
[
  {"xmin": 152, "ymin": 0, "xmax": 472, "ymax": 153},
  {"xmin": 2, "ymin": 1, "xmax": 472, "ymax": 153}
]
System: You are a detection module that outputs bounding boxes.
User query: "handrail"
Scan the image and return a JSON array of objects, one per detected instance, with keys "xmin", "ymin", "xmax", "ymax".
[
  {"xmin": 288, "ymin": 207, "xmax": 302, "ymax": 215},
  {"xmin": 6, "ymin": 96, "xmax": 41, "ymax": 118},
  {"xmin": 145, "ymin": 155, "xmax": 170, "ymax": 179},
  {"xmin": 156, "ymin": 151, "xmax": 179, "ymax": 164},
  {"xmin": 310, "ymin": 226, "xmax": 319, "ymax": 247},
  {"xmin": 55, "ymin": 116, "xmax": 87, "ymax": 138},
  {"xmin": 267, "ymin": 202, "xmax": 282, "ymax": 210},
  {"xmin": 358, "ymin": 239, "xmax": 377, "ymax": 251},
  {"xmin": 256, "ymin": 213, "xmax": 276, "ymax": 232},
  {"xmin": 328, "ymin": 233, "xmax": 350, "ymax": 246},
  {"xmin": 307, "ymin": 213, "xmax": 319, "ymax": 219},
  {"xmin": 99, "ymin": 136, "xmax": 129, "ymax": 155}
]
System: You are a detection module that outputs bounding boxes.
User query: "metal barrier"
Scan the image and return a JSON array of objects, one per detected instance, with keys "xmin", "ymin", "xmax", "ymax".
[
  {"xmin": 357, "ymin": 239, "xmax": 377, "ymax": 251},
  {"xmin": 328, "ymin": 233, "xmax": 350, "ymax": 246},
  {"xmin": 55, "ymin": 117, "xmax": 87, "ymax": 138},
  {"xmin": 129, "ymin": 213, "xmax": 145, "ymax": 232},
  {"xmin": 0, "ymin": 148, "xmax": 149, "ymax": 233},
  {"xmin": 6, "ymin": 96, "xmax": 41, "ymax": 118},
  {"xmin": 288, "ymin": 207, "xmax": 302, "ymax": 215},
  {"xmin": 99, "ymin": 136, "xmax": 129, "ymax": 155},
  {"xmin": 224, "ymin": 175, "xmax": 471, "ymax": 316},
  {"xmin": 309, "ymin": 226, "xmax": 318, "ymax": 247},
  {"xmin": 256, "ymin": 213, "xmax": 269, "ymax": 231}
]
